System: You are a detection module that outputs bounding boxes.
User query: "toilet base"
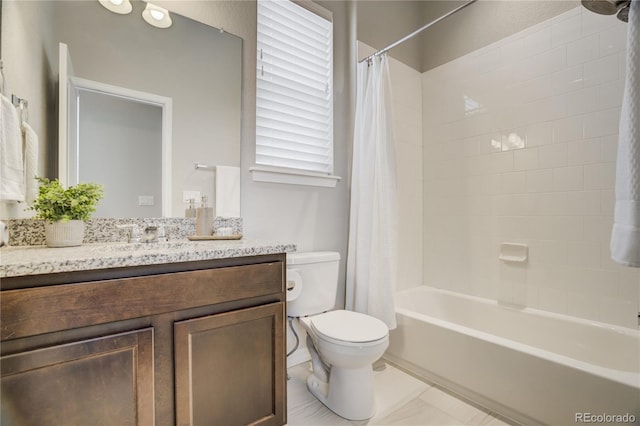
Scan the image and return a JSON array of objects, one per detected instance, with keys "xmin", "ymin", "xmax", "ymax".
[{"xmin": 306, "ymin": 365, "xmax": 376, "ymax": 421}]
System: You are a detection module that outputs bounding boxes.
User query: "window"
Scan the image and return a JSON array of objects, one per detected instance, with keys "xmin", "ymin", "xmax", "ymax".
[{"xmin": 254, "ymin": 0, "xmax": 338, "ymax": 186}]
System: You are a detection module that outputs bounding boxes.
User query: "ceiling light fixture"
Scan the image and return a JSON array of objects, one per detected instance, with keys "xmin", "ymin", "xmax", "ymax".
[
  {"xmin": 142, "ymin": 3, "xmax": 172, "ymax": 28},
  {"xmin": 98, "ymin": 0, "xmax": 132, "ymax": 15}
]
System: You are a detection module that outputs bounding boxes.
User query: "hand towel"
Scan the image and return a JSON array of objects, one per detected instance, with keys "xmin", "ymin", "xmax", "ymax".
[
  {"xmin": 215, "ymin": 165, "xmax": 241, "ymax": 217},
  {"xmin": 0, "ymin": 94, "xmax": 25, "ymax": 202},
  {"xmin": 22, "ymin": 121, "xmax": 39, "ymax": 205},
  {"xmin": 611, "ymin": 0, "xmax": 640, "ymax": 267}
]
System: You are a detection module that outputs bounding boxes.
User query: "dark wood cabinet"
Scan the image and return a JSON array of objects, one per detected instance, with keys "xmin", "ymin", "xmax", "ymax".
[
  {"xmin": 175, "ymin": 303, "xmax": 285, "ymax": 426},
  {"xmin": 1, "ymin": 328, "xmax": 154, "ymax": 426},
  {"xmin": 0, "ymin": 254, "xmax": 287, "ymax": 426}
]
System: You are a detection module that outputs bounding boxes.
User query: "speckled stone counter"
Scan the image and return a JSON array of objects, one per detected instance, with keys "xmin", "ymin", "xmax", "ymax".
[{"xmin": 0, "ymin": 239, "xmax": 296, "ymax": 278}]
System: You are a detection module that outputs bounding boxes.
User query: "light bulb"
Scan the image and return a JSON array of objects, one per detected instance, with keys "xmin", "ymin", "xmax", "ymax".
[
  {"xmin": 142, "ymin": 3, "xmax": 172, "ymax": 28},
  {"xmin": 150, "ymin": 9, "xmax": 165, "ymax": 20}
]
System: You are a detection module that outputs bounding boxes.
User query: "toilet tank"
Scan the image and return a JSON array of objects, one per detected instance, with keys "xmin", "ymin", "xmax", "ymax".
[{"xmin": 286, "ymin": 251, "xmax": 340, "ymax": 317}]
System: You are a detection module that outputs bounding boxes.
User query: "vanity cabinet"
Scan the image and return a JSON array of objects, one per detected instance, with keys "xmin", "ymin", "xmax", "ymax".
[{"xmin": 0, "ymin": 254, "xmax": 287, "ymax": 426}]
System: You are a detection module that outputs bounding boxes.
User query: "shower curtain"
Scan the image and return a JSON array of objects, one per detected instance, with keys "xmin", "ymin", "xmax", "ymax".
[
  {"xmin": 611, "ymin": 0, "xmax": 640, "ymax": 267},
  {"xmin": 346, "ymin": 53, "xmax": 398, "ymax": 329}
]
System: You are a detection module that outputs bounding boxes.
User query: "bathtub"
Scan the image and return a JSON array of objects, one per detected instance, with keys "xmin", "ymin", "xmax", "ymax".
[{"xmin": 385, "ymin": 286, "xmax": 640, "ymax": 426}]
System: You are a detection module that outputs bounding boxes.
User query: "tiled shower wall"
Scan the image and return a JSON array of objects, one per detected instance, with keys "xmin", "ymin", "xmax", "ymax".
[{"xmin": 421, "ymin": 6, "xmax": 639, "ymax": 328}]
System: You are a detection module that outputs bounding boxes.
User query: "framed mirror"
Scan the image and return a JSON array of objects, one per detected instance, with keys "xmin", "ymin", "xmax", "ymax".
[{"xmin": 1, "ymin": 0, "xmax": 242, "ymax": 218}]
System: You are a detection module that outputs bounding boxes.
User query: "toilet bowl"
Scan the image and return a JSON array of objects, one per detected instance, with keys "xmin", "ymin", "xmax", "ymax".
[
  {"xmin": 286, "ymin": 251, "xmax": 390, "ymax": 421},
  {"xmin": 298, "ymin": 310, "xmax": 389, "ymax": 420}
]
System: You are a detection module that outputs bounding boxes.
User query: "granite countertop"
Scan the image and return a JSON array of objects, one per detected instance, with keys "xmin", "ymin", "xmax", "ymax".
[{"xmin": 0, "ymin": 239, "xmax": 297, "ymax": 278}]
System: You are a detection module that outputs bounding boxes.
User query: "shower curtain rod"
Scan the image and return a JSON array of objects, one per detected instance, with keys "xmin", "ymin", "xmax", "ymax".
[{"xmin": 359, "ymin": 0, "xmax": 478, "ymax": 63}]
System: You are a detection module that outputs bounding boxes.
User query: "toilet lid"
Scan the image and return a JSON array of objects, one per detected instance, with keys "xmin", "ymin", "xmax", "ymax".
[{"xmin": 310, "ymin": 310, "xmax": 389, "ymax": 343}]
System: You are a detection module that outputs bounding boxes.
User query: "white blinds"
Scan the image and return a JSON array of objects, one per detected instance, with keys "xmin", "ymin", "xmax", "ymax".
[{"xmin": 256, "ymin": 0, "xmax": 334, "ymax": 174}]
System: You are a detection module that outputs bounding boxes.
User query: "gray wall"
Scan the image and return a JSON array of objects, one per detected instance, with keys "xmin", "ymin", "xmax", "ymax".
[
  {"xmin": 155, "ymin": 1, "xmax": 354, "ymax": 307},
  {"xmin": 356, "ymin": 0, "xmax": 579, "ymax": 72},
  {"xmin": 0, "ymin": 0, "xmax": 58, "ymax": 218}
]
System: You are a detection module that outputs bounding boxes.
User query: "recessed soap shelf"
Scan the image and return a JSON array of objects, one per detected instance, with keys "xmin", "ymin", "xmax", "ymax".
[{"xmin": 498, "ymin": 242, "xmax": 528, "ymax": 263}]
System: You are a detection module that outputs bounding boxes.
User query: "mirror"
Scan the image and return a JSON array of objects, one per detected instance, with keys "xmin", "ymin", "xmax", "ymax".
[{"xmin": 1, "ymin": 0, "xmax": 242, "ymax": 218}]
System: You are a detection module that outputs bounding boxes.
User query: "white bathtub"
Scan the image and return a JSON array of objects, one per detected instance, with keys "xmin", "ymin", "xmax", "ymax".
[{"xmin": 386, "ymin": 286, "xmax": 640, "ymax": 425}]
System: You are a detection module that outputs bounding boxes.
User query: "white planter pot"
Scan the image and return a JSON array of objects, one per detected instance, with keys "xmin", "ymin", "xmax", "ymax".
[{"xmin": 45, "ymin": 220, "xmax": 85, "ymax": 247}]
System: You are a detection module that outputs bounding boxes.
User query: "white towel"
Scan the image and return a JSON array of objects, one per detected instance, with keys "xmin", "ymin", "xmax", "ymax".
[
  {"xmin": 0, "ymin": 94, "xmax": 25, "ymax": 202},
  {"xmin": 215, "ymin": 165, "xmax": 241, "ymax": 217},
  {"xmin": 22, "ymin": 121, "xmax": 39, "ymax": 205},
  {"xmin": 611, "ymin": 0, "xmax": 640, "ymax": 267}
]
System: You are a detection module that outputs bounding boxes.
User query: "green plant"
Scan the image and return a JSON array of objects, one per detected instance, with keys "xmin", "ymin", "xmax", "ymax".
[{"xmin": 30, "ymin": 177, "xmax": 104, "ymax": 223}]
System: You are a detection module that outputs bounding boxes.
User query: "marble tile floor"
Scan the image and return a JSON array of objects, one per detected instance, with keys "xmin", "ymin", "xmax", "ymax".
[{"xmin": 286, "ymin": 361, "xmax": 517, "ymax": 426}]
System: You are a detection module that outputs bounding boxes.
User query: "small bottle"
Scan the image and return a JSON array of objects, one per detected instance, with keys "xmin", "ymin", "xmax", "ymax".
[
  {"xmin": 195, "ymin": 196, "xmax": 214, "ymax": 236},
  {"xmin": 185, "ymin": 198, "xmax": 196, "ymax": 218}
]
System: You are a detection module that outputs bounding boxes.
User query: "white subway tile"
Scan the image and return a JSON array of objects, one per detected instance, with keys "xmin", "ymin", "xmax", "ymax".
[
  {"xmin": 566, "ymin": 191, "xmax": 602, "ymax": 216},
  {"xmin": 582, "ymin": 215, "xmax": 612, "ymax": 242},
  {"xmin": 581, "ymin": 9, "xmax": 613, "ymax": 36},
  {"xmin": 551, "ymin": 12, "xmax": 582, "ymax": 48},
  {"xmin": 599, "ymin": 298, "xmax": 637, "ymax": 328},
  {"xmin": 421, "ymin": 6, "xmax": 625, "ymax": 327},
  {"xmin": 584, "ymin": 163, "xmax": 616, "ymax": 190},
  {"xmin": 530, "ymin": 192, "xmax": 568, "ymax": 216},
  {"xmin": 566, "ymin": 34, "xmax": 599, "ymax": 67},
  {"xmin": 597, "ymin": 79, "xmax": 624, "ymax": 110},
  {"xmin": 526, "ymin": 122, "xmax": 553, "ymax": 147},
  {"xmin": 583, "ymin": 107, "xmax": 621, "ymax": 138},
  {"xmin": 618, "ymin": 269, "xmax": 640, "ymax": 298},
  {"xmin": 499, "ymin": 37, "xmax": 527, "ymax": 65},
  {"xmin": 567, "ymin": 241, "xmax": 601, "ymax": 268},
  {"xmin": 553, "ymin": 116, "xmax": 583, "ymax": 143},
  {"xmin": 567, "ymin": 86, "xmax": 600, "ymax": 116},
  {"xmin": 600, "ymin": 190, "xmax": 615, "ymax": 215},
  {"xmin": 539, "ymin": 143, "xmax": 568, "ymax": 169},
  {"xmin": 514, "ymin": 75, "xmax": 553, "ymax": 103},
  {"xmin": 583, "ymin": 53, "xmax": 619, "ymax": 87},
  {"xmin": 501, "ymin": 130, "xmax": 527, "ymax": 151},
  {"xmin": 500, "ymin": 171, "xmax": 527, "ymax": 194},
  {"xmin": 538, "ymin": 286, "xmax": 568, "ymax": 314},
  {"xmin": 514, "ymin": 148, "xmax": 539, "ymax": 171},
  {"xmin": 600, "ymin": 134, "xmax": 619, "ymax": 163},
  {"xmin": 476, "ymin": 133, "xmax": 503, "ymax": 155},
  {"xmin": 567, "ymin": 291, "xmax": 600, "ymax": 321},
  {"xmin": 551, "ymin": 65, "xmax": 583, "ymax": 95},
  {"xmin": 523, "ymin": 26, "xmax": 552, "ymax": 57},
  {"xmin": 488, "ymin": 151, "xmax": 514, "ymax": 174},
  {"xmin": 599, "ymin": 23, "xmax": 627, "ymax": 57},
  {"xmin": 552, "ymin": 216, "xmax": 584, "ymax": 241},
  {"xmin": 528, "ymin": 239, "xmax": 568, "ymax": 266},
  {"xmin": 526, "ymin": 169, "xmax": 554, "ymax": 193},
  {"xmin": 568, "ymin": 138, "xmax": 602, "ymax": 165},
  {"xmin": 553, "ymin": 166, "xmax": 584, "ymax": 191},
  {"xmin": 619, "ymin": 50, "xmax": 627, "ymax": 78}
]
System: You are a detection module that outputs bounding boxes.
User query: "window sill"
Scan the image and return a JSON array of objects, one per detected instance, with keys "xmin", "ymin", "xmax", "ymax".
[{"xmin": 249, "ymin": 166, "xmax": 341, "ymax": 188}]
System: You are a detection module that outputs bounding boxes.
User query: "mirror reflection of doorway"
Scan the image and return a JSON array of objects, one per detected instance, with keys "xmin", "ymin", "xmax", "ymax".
[{"xmin": 76, "ymin": 89, "xmax": 163, "ymax": 218}]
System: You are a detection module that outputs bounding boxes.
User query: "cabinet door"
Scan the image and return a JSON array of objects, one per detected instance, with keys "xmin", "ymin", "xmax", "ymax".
[
  {"xmin": 175, "ymin": 302, "xmax": 286, "ymax": 426},
  {"xmin": 1, "ymin": 328, "xmax": 154, "ymax": 426}
]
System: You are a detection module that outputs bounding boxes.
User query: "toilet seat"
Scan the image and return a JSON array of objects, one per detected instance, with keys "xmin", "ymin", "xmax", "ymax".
[{"xmin": 308, "ymin": 310, "xmax": 388, "ymax": 347}]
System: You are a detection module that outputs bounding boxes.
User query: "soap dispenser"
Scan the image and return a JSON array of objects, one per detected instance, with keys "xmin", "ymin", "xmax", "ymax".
[
  {"xmin": 185, "ymin": 198, "xmax": 196, "ymax": 218},
  {"xmin": 195, "ymin": 196, "xmax": 214, "ymax": 236}
]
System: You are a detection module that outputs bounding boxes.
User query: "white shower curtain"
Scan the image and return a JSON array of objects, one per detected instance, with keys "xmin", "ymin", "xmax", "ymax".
[
  {"xmin": 346, "ymin": 54, "xmax": 398, "ymax": 329},
  {"xmin": 611, "ymin": 0, "xmax": 640, "ymax": 267}
]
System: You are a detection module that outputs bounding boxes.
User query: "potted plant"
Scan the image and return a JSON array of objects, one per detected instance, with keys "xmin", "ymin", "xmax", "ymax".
[{"xmin": 29, "ymin": 177, "xmax": 104, "ymax": 247}]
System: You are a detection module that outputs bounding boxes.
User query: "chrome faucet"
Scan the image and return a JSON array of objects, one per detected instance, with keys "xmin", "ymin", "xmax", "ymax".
[
  {"xmin": 118, "ymin": 224, "xmax": 169, "ymax": 243},
  {"xmin": 141, "ymin": 225, "xmax": 159, "ymax": 243}
]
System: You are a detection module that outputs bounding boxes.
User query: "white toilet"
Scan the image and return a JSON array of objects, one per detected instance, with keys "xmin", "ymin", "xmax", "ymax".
[{"xmin": 286, "ymin": 251, "xmax": 389, "ymax": 421}]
